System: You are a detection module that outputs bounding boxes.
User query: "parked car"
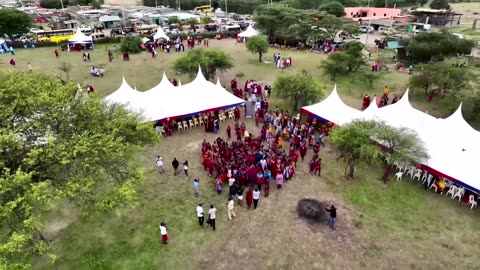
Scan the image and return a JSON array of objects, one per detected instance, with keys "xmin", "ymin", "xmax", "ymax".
[
  {"xmin": 78, "ymin": 24, "xmax": 92, "ymax": 33},
  {"xmin": 360, "ymin": 25, "xmax": 374, "ymax": 33}
]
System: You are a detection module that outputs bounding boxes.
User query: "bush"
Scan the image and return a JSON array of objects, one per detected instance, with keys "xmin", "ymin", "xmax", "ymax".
[{"xmin": 120, "ymin": 36, "xmax": 143, "ymax": 54}]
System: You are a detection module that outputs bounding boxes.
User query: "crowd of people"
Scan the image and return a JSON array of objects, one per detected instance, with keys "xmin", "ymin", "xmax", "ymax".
[
  {"xmin": 89, "ymin": 65, "xmax": 105, "ymax": 77},
  {"xmin": 361, "ymin": 85, "xmax": 400, "ymax": 110},
  {"xmin": 272, "ymin": 53, "xmax": 293, "ymax": 69}
]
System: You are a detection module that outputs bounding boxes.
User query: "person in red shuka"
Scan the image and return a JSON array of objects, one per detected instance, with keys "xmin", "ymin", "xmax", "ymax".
[
  {"xmin": 246, "ymin": 186, "xmax": 253, "ymax": 209},
  {"xmin": 230, "ymin": 78, "xmax": 237, "ymax": 90},
  {"xmin": 300, "ymin": 144, "xmax": 307, "ymax": 161},
  {"xmin": 226, "ymin": 125, "xmax": 231, "ymax": 140},
  {"xmin": 314, "ymin": 158, "xmax": 322, "ymax": 176},
  {"xmin": 234, "ymin": 107, "xmax": 241, "ymax": 121}
]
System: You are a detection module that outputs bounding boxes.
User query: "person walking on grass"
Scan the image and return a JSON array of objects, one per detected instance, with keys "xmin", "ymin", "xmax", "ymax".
[
  {"xmin": 193, "ymin": 178, "xmax": 200, "ymax": 197},
  {"xmin": 196, "ymin": 203, "xmax": 204, "ymax": 227},
  {"xmin": 236, "ymin": 184, "xmax": 244, "ymax": 206},
  {"xmin": 253, "ymin": 188, "xmax": 260, "ymax": 209},
  {"xmin": 227, "ymin": 196, "xmax": 236, "ymax": 220},
  {"xmin": 172, "ymin": 157, "xmax": 179, "ymax": 176},
  {"xmin": 183, "ymin": 160, "xmax": 189, "ymax": 178},
  {"xmin": 156, "ymin": 156, "xmax": 164, "ymax": 173},
  {"xmin": 326, "ymin": 204, "xmax": 337, "ymax": 230},
  {"xmin": 208, "ymin": 204, "xmax": 217, "ymax": 231},
  {"xmin": 160, "ymin": 222, "xmax": 168, "ymax": 244}
]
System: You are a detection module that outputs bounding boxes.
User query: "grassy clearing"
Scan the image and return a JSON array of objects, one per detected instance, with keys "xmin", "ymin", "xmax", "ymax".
[{"xmin": 2, "ymin": 40, "xmax": 477, "ymax": 269}]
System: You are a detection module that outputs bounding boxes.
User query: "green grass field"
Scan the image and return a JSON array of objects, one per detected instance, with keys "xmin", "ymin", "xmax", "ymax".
[{"xmin": 2, "ymin": 40, "xmax": 478, "ymax": 269}]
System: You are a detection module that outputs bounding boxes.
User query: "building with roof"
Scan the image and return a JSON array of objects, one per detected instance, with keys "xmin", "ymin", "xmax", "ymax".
[
  {"xmin": 409, "ymin": 8, "xmax": 462, "ymax": 26},
  {"xmin": 344, "ymin": 7, "xmax": 402, "ymax": 22}
]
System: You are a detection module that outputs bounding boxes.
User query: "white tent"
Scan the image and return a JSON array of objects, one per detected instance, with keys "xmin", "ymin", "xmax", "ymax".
[
  {"xmin": 106, "ymin": 67, "xmax": 245, "ymax": 122},
  {"xmin": 104, "ymin": 77, "xmax": 143, "ymax": 112},
  {"xmin": 238, "ymin": 25, "xmax": 259, "ymax": 39},
  {"xmin": 153, "ymin": 27, "xmax": 170, "ymax": 41},
  {"xmin": 68, "ymin": 28, "xmax": 94, "ymax": 46},
  {"xmin": 301, "ymin": 85, "xmax": 361, "ymax": 125}
]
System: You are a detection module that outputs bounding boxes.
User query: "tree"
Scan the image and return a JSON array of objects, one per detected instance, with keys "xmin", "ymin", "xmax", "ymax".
[
  {"xmin": 319, "ymin": 41, "xmax": 366, "ymax": 79},
  {"xmin": 168, "ymin": 16, "xmax": 180, "ymax": 24},
  {"xmin": 182, "ymin": 18, "xmax": 198, "ymax": 26},
  {"xmin": 0, "ymin": 71, "xmax": 157, "ymax": 268},
  {"xmin": 376, "ymin": 123, "xmax": 429, "ymax": 183},
  {"xmin": 429, "ymin": 0, "xmax": 449, "ymax": 9},
  {"xmin": 292, "ymin": 0, "xmax": 323, "ymax": 9},
  {"xmin": 58, "ymin": 62, "xmax": 72, "ymax": 82},
  {"xmin": 0, "ymin": 9, "xmax": 32, "ymax": 39},
  {"xmin": 401, "ymin": 32, "xmax": 475, "ymax": 63},
  {"xmin": 274, "ymin": 73, "xmax": 324, "ymax": 111},
  {"xmin": 90, "ymin": 0, "xmax": 101, "ymax": 9},
  {"xmin": 361, "ymin": 71, "xmax": 383, "ymax": 88},
  {"xmin": 40, "ymin": 0, "xmax": 70, "ymax": 9},
  {"xmin": 200, "ymin": 16, "xmax": 213, "ymax": 24},
  {"xmin": 330, "ymin": 120, "xmax": 382, "ymax": 178},
  {"xmin": 318, "ymin": 2, "xmax": 345, "ymax": 17},
  {"xmin": 246, "ymin": 35, "xmax": 269, "ymax": 62},
  {"xmin": 173, "ymin": 48, "xmax": 234, "ymax": 81},
  {"xmin": 120, "ymin": 36, "xmax": 143, "ymax": 54},
  {"xmin": 254, "ymin": 4, "xmax": 296, "ymax": 43},
  {"xmin": 408, "ymin": 66, "xmax": 433, "ymax": 95}
]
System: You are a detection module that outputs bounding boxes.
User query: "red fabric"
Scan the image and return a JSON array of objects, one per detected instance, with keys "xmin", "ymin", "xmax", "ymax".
[
  {"xmin": 161, "ymin": 234, "xmax": 168, "ymax": 241},
  {"xmin": 246, "ymin": 190, "xmax": 253, "ymax": 205}
]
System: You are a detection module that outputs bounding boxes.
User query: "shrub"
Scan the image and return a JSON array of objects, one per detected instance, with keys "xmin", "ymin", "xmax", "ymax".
[
  {"xmin": 297, "ymin": 198, "xmax": 327, "ymax": 223},
  {"xmin": 120, "ymin": 36, "xmax": 143, "ymax": 54}
]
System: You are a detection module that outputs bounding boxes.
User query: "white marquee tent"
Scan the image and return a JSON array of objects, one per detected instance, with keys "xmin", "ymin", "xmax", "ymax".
[
  {"xmin": 105, "ymin": 67, "xmax": 245, "ymax": 122},
  {"xmin": 153, "ymin": 27, "xmax": 170, "ymax": 41},
  {"xmin": 68, "ymin": 28, "xmax": 94, "ymax": 47},
  {"xmin": 302, "ymin": 87, "xmax": 480, "ymax": 193},
  {"xmin": 238, "ymin": 25, "xmax": 260, "ymax": 39},
  {"xmin": 301, "ymin": 85, "xmax": 361, "ymax": 125}
]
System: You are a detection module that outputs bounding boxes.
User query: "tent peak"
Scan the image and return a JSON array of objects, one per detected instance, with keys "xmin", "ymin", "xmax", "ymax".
[{"xmin": 194, "ymin": 66, "xmax": 206, "ymax": 82}]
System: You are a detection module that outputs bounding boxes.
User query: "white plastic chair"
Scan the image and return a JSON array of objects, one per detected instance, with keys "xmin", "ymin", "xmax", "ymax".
[
  {"xmin": 453, "ymin": 188, "xmax": 465, "ymax": 201},
  {"xmin": 467, "ymin": 195, "xmax": 477, "ymax": 209},
  {"xmin": 422, "ymin": 174, "xmax": 433, "ymax": 185},
  {"xmin": 395, "ymin": 172, "xmax": 403, "ymax": 181},
  {"xmin": 413, "ymin": 169, "xmax": 423, "ymax": 181},
  {"xmin": 429, "ymin": 182, "xmax": 438, "ymax": 193},
  {"xmin": 446, "ymin": 186, "xmax": 457, "ymax": 198},
  {"xmin": 396, "ymin": 162, "xmax": 404, "ymax": 172},
  {"xmin": 407, "ymin": 166, "xmax": 416, "ymax": 178}
]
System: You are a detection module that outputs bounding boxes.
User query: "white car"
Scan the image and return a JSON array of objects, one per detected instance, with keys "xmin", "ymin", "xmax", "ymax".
[{"xmin": 78, "ymin": 24, "xmax": 92, "ymax": 32}]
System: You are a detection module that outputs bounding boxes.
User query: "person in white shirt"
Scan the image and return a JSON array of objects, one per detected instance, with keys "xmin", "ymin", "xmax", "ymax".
[
  {"xmin": 208, "ymin": 204, "xmax": 217, "ymax": 231},
  {"xmin": 253, "ymin": 188, "xmax": 261, "ymax": 209},
  {"xmin": 196, "ymin": 203, "xmax": 204, "ymax": 226},
  {"xmin": 183, "ymin": 160, "xmax": 189, "ymax": 178},
  {"xmin": 227, "ymin": 197, "xmax": 236, "ymax": 220},
  {"xmin": 260, "ymin": 157, "xmax": 267, "ymax": 170},
  {"xmin": 159, "ymin": 222, "xmax": 168, "ymax": 244},
  {"xmin": 228, "ymin": 177, "xmax": 235, "ymax": 187},
  {"xmin": 155, "ymin": 156, "xmax": 164, "ymax": 173}
]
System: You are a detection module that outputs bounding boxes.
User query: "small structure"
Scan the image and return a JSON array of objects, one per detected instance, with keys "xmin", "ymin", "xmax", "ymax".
[
  {"xmin": 68, "ymin": 28, "xmax": 94, "ymax": 50},
  {"xmin": 99, "ymin": 15, "xmax": 121, "ymax": 29},
  {"xmin": 63, "ymin": 20, "xmax": 79, "ymax": 29},
  {"xmin": 153, "ymin": 27, "xmax": 170, "ymax": 41},
  {"xmin": 238, "ymin": 25, "xmax": 259, "ymax": 42},
  {"xmin": 368, "ymin": 19, "xmax": 398, "ymax": 30},
  {"xmin": 345, "ymin": 7, "xmax": 402, "ymax": 22},
  {"xmin": 409, "ymin": 8, "xmax": 462, "ymax": 26}
]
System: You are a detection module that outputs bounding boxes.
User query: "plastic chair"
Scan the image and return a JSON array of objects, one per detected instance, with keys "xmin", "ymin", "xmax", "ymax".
[
  {"xmin": 183, "ymin": 121, "xmax": 189, "ymax": 130},
  {"xmin": 446, "ymin": 186, "xmax": 457, "ymax": 198},
  {"xmin": 429, "ymin": 182, "xmax": 438, "ymax": 193},
  {"xmin": 228, "ymin": 111, "xmax": 234, "ymax": 120},
  {"xmin": 453, "ymin": 188, "xmax": 464, "ymax": 201},
  {"xmin": 189, "ymin": 119, "xmax": 194, "ymax": 129},
  {"xmin": 467, "ymin": 195, "xmax": 477, "ymax": 209},
  {"xmin": 177, "ymin": 122, "xmax": 183, "ymax": 131},
  {"xmin": 198, "ymin": 117, "xmax": 203, "ymax": 126},
  {"xmin": 193, "ymin": 117, "xmax": 199, "ymax": 127},
  {"xmin": 407, "ymin": 166, "xmax": 416, "ymax": 178},
  {"xmin": 395, "ymin": 172, "xmax": 403, "ymax": 181},
  {"xmin": 413, "ymin": 169, "xmax": 423, "ymax": 181}
]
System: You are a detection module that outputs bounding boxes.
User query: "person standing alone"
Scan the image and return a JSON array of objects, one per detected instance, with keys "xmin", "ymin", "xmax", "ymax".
[
  {"xmin": 183, "ymin": 160, "xmax": 189, "ymax": 178},
  {"xmin": 253, "ymin": 188, "xmax": 260, "ymax": 209},
  {"xmin": 193, "ymin": 178, "xmax": 200, "ymax": 197},
  {"xmin": 227, "ymin": 197, "xmax": 236, "ymax": 220},
  {"xmin": 159, "ymin": 222, "xmax": 168, "ymax": 244},
  {"xmin": 196, "ymin": 203, "xmax": 204, "ymax": 227},
  {"xmin": 326, "ymin": 204, "xmax": 337, "ymax": 230},
  {"xmin": 156, "ymin": 156, "xmax": 164, "ymax": 173},
  {"xmin": 172, "ymin": 158, "xmax": 179, "ymax": 176}
]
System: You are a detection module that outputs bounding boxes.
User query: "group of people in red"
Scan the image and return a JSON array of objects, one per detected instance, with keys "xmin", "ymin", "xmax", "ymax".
[{"xmin": 361, "ymin": 86, "xmax": 400, "ymax": 110}]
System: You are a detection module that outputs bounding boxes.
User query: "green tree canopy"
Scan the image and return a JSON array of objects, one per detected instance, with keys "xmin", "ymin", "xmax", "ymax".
[
  {"xmin": 429, "ymin": 0, "xmax": 449, "ymax": 9},
  {"xmin": 318, "ymin": 2, "xmax": 345, "ymax": 17},
  {"xmin": 254, "ymin": 4, "xmax": 297, "ymax": 43},
  {"xmin": 0, "ymin": 71, "xmax": 157, "ymax": 268},
  {"xmin": 200, "ymin": 16, "xmax": 213, "ymax": 24},
  {"xmin": 274, "ymin": 73, "xmax": 324, "ymax": 111},
  {"xmin": 330, "ymin": 120, "xmax": 382, "ymax": 178},
  {"xmin": 330, "ymin": 119, "xmax": 428, "ymax": 181},
  {"xmin": 246, "ymin": 35, "xmax": 269, "ymax": 62},
  {"xmin": 120, "ymin": 36, "xmax": 143, "ymax": 54},
  {"xmin": 376, "ymin": 123, "xmax": 429, "ymax": 183},
  {"xmin": 319, "ymin": 41, "xmax": 366, "ymax": 79},
  {"xmin": 0, "ymin": 9, "xmax": 32, "ymax": 38},
  {"xmin": 401, "ymin": 32, "xmax": 475, "ymax": 63},
  {"xmin": 40, "ymin": 0, "xmax": 69, "ymax": 9},
  {"xmin": 173, "ymin": 48, "xmax": 234, "ymax": 81}
]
